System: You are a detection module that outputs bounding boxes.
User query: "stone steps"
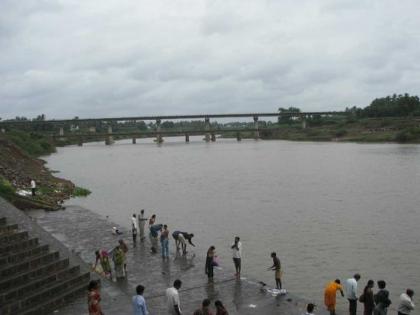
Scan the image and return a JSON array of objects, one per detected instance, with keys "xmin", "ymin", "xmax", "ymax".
[
  {"xmin": 0, "ymin": 217, "xmax": 90, "ymax": 314},
  {"xmin": 0, "ymin": 244, "xmax": 50, "ymax": 267}
]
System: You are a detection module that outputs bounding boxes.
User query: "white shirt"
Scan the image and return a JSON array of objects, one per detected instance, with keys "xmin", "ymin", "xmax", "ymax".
[
  {"xmin": 30, "ymin": 180, "xmax": 36, "ymax": 189},
  {"xmin": 232, "ymin": 241, "xmax": 242, "ymax": 259},
  {"xmin": 344, "ymin": 278, "xmax": 358, "ymax": 300},
  {"xmin": 166, "ymin": 287, "xmax": 181, "ymax": 314},
  {"xmin": 132, "ymin": 217, "xmax": 138, "ymax": 230},
  {"xmin": 398, "ymin": 293, "xmax": 415, "ymax": 314}
]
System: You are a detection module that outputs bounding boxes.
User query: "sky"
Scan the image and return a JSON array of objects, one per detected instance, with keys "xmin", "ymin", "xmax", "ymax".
[{"xmin": 1, "ymin": 0, "xmax": 420, "ymax": 120}]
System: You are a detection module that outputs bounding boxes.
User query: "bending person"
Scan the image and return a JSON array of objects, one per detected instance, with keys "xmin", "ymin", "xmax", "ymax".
[{"xmin": 172, "ymin": 231, "xmax": 195, "ymax": 254}]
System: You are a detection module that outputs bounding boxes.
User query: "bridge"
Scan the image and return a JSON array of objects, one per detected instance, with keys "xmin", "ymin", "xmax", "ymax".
[{"xmin": 0, "ymin": 111, "xmax": 347, "ymax": 145}]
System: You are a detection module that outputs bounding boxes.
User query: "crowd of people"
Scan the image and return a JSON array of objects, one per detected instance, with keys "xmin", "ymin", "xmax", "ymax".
[
  {"xmin": 88, "ymin": 210, "xmax": 415, "ymax": 315},
  {"xmin": 324, "ymin": 274, "xmax": 415, "ymax": 315}
]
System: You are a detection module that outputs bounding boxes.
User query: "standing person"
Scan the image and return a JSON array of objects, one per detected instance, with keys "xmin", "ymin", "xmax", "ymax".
[
  {"xmin": 193, "ymin": 298, "xmax": 213, "ymax": 315},
  {"xmin": 150, "ymin": 223, "xmax": 162, "ymax": 254},
  {"xmin": 345, "ymin": 273, "xmax": 361, "ymax": 315},
  {"xmin": 94, "ymin": 250, "xmax": 112, "ymax": 279},
  {"xmin": 132, "ymin": 214, "xmax": 138, "ymax": 245},
  {"xmin": 149, "ymin": 214, "xmax": 156, "ymax": 226},
  {"xmin": 397, "ymin": 289, "xmax": 415, "ymax": 315},
  {"xmin": 112, "ymin": 245, "xmax": 125, "ymax": 280},
  {"xmin": 172, "ymin": 231, "xmax": 195, "ymax": 255},
  {"xmin": 215, "ymin": 300, "xmax": 228, "ymax": 315},
  {"xmin": 360, "ymin": 280, "xmax": 375, "ymax": 315},
  {"xmin": 132, "ymin": 284, "xmax": 149, "ymax": 315},
  {"xmin": 205, "ymin": 246, "xmax": 216, "ymax": 281},
  {"xmin": 231, "ymin": 236, "xmax": 242, "ymax": 277},
  {"xmin": 160, "ymin": 224, "xmax": 170, "ymax": 259},
  {"xmin": 374, "ymin": 280, "xmax": 391, "ymax": 315},
  {"xmin": 30, "ymin": 179, "xmax": 36, "ymax": 196},
  {"xmin": 118, "ymin": 239, "xmax": 129, "ymax": 275},
  {"xmin": 138, "ymin": 209, "xmax": 147, "ymax": 241},
  {"xmin": 166, "ymin": 279, "xmax": 182, "ymax": 315},
  {"xmin": 268, "ymin": 252, "xmax": 282, "ymax": 290},
  {"xmin": 324, "ymin": 279, "xmax": 344, "ymax": 315},
  {"xmin": 305, "ymin": 303, "xmax": 315, "ymax": 315},
  {"xmin": 88, "ymin": 280, "xmax": 103, "ymax": 315}
]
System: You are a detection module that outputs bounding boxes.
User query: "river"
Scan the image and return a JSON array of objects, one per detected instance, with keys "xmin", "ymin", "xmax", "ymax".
[{"xmin": 43, "ymin": 137, "xmax": 420, "ymax": 312}]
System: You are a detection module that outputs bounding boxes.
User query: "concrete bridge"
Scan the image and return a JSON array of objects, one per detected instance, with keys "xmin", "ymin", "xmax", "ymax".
[{"xmin": 0, "ymin": 111, "xmax": 347, "ymax": 145}]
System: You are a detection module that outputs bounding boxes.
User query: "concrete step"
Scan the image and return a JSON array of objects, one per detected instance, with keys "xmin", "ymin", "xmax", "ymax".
[
  {"xmin": 0, "ymin": 258, "xmax": 70, "ymax": 292},
  {"xmin": 0, "ymin": 223, "xmax": 18, "ymax": 235},
  {"xmin": 1, "ymin": 272, "xmax": 90, "ymax": 315},
  {"xmin": 0, "ymin": 265, "xmax": 81, "ymax": 305},
  {"xmin": 20, "ymin": 279, "xmax": 88, "ymax": 315},
  {"xmin": 0, "ymin": 244, "xmax": 49, "ymax": 267},
  {"xmin": 0, "ymin": 230, "xmax": 29, "ymax": 245},
  {"xmin": 0, "ymin": 237, "xmax": 39, "ymax": 256},
  {"xmin": 0, "ymin": 217, "xmax": 6, "ymax": 226},
  {"xmin": 0, "ymin": 251, "xmax": 60, "ymax": 278}
]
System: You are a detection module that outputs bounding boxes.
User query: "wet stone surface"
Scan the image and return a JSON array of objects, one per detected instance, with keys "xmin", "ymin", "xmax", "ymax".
[{"xmin": 28, "ymin": 205, "xmax": 327, "ymax": 315}]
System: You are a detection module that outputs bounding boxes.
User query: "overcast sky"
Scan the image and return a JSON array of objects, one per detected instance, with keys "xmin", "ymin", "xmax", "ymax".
[{"xmin": 1, "ymin": 0, "xmax": 419, "ymax": 119}]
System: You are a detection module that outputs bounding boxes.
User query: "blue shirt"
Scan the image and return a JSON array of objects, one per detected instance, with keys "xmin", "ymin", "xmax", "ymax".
[{"xmin": 132, "ymin": 295, "xmax": 148, "ymax": 315}]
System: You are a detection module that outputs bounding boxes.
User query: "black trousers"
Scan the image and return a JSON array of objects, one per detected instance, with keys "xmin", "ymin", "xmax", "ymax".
[{"xmin": 348, "ymin": 299, "xmax": 357, "ymax": 315}]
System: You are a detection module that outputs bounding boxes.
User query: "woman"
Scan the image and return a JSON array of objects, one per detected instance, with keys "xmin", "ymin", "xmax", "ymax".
[
  {"xmin": 149, "ymin": 214, "xmax": 156, "ymax": 226},
  {"xmin": 88, "ymin": 280, "xmax": 103, "ymax": 315},
  {"xmin": 205, "ymin": 246, "xmax": 216, "ymax": 281},
  {"xmin": 112, "ymin": 245, "xmax": 125, "ymax": 279},
  {"xmin": 215, "ymin": 300, "xmax": 228, "ymax": 315},
  {"xmin": 94, "ymin": 250, "xmax": 112, "ymax": 279},
  {"xmin": 160, "ymin": 224, "xmax": 169, "ymax": 258},
  {"xmin": 361, "ymin": 279, "xmax": 375, "ymax": 315},
  {"xmin": 118, "ymin": 239, "xmax": 128, "ymax": 275}
]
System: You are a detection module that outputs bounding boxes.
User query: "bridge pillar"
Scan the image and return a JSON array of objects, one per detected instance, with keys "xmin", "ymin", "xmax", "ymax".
[
  {"xmin": 204, "ymin": 117, "xmax": 210, "ymax": 142},
  {"xmin": 236, "ymin": 132, "xmax": 242, "ymax": 141},
  {"xmin": 211, "ymin": 133, "xmax": 216, "ymax": 142},
  {"xmin": 78, "ymin": 136, "xmax": 83, "ymax": 146},
  {"xmin": 301, "ymin": 115, "xmax": 307, "ymax": 129},
  {"xmin": 132, "ymin": 137, "xmax": 136, "ymax": 144},
  {"xmin": 185, "ymin": 134, "xmax": 189, "ymax": 142},
  {"xmin": 59, "ymin": 127, "xmax": 64, "ymax": 137},
  {"xmin": 105, "ymin": 126, "xmax": 114, "ymax": 145},
  {"xmin": 1, "ymin": 128, "xmax": 5, "ymax": 134},
  {"xmin": 156, "ymin": 119, "xmax": 163, "ymax": 143},
  {"xmin": 89, "ymin": 126, "xmax": 96, "ymax": 133},
  {"xmin": 253, "ymin": 116, "xmax": 259, "ymax": 139}
]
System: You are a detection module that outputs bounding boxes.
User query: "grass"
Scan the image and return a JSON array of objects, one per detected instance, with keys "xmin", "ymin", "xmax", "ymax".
[
  {"xmin": 0, "ymin": 176, "xmax": 15, "ymax": 199},
  {"xmin": 3, "ymin": 130, "xmax": 56, "ymax": 156},
  {"xmin": 72, "ymin": 186, "xmax": 91, "ymax": 197}
]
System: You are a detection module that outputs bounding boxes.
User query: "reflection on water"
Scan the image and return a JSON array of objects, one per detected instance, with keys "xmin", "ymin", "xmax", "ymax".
[{"xmin": 44, "ymin": 137, "xmax": 420, "ymax": 311}]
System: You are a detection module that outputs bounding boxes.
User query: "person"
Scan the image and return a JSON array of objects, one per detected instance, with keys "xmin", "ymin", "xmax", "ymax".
[
  {"xmin": 193, "ymin": 298, "xmax": 213, "ymax": 315},
  {"xmin": 30, "ymin": 179, "xmax": 36, "ymax": 196},
  {"xmin": 397, "ymin": 289, "xmax": 415, "ymax": 315},
  {"xmin": 94, "ymin": 250, "xmax": 112, "ymax": 279},
  {"xmin": 373, "ymin": 280, "xmax": 391, "ymax": 315},
  {"xmin": 119, "ymin": 239, "xmax": 129, "ymax": 275},
  {"xmin": 149, "ymin": 214, "xmax": 156, "ymax": 226},
  {"xmin": 231, "ymin": 236, "xmax": 242, "ymax": 276},
  {"xmin": 305, "ymin": 303, "xmax": 315, "ymax": 315},
  {"xmin": 150, "ymin": 223, "xmax": 162, "ymax": 254},
  {"xmin": 345, "ymin": 273, "xmax": 361, "ymax": 315},
  {"xmin": 138, "ymin": 209, "xmax": 147, "ymax": 241},
  {"xmin": 166, "ymin": 279, "xmax": 182, "ymax": 315},
  {"xmin": 172, "ymin": 231, "xmax": 195, "ymax": 254},
  {"xmin": 324, "ymin": 279, "xmax": 344, "ymax": 315},
  {"xmin": 205, "ymin": 246, "xmax": 216, "ymax": 281},
  {"xmin": 215, "ymin": 300, "xmax": 228, "ymax": 315},
  {"xmin": 112, "ymin": 245, "xmax": 125, "ymax": 279},
  {"xmin": 132, "ymin": 214, "xmax": 138, "ymax": 244},
  {"xmin": 112, "ymin": 227, "xmax": 123, "ymax": 235},
  {"xmin": 88, "ymin": 280, "xmax": 103, "ymax": 315},
  {"xmin": 360, "ymin": 279, "xmax": 375, "ymax": 315},
  {"xmin": 268, "ymin": 252, "xmax": 282, "ymax": 289},
  {"xmin": 132, "ymin": 284, "xmax": 149, "ymax": 315},
  {"xmin": 160, "ymin": 224, "xmax": 170, "ymax": 258}
]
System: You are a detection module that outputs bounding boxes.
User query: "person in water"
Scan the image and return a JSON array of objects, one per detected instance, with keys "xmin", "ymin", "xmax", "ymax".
[
  {"xmin": 268, "ymin": 252, "xmax": 282, "ymax": 289},
  {"xmin": 205, "ymin": 246, "xmax": 216, "ymax": 281},
  {"xmin": 172, "ymin": 231, "xmax": 195, "ymax": 254}
]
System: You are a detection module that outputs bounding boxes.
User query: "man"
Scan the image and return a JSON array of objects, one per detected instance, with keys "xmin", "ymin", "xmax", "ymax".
[
  {"xmin": 305, "ymin": 303, "xmax": 315, "ymax": 315},
  {"xmin": 231, "ymin": 236, "xmax": 242, "ymax": 276},
  {"xmin": 132, "ymin": 214, "xmax": 138, "ymax": 245},
  {"xmin": 172, "ymin": 231, "xmax": 195, "ymax": 255},
  {"xmin": 324, "ymin": 279, "xmax": 344, "ymax": 315},
  {"xmin": 132, "ymin": 284, "xmax": 149, "ymax": 315},
  {"xmin": 268, "ymin": 252, "xmax": 282, "ymax": 289},
  {"xmin": 138, "ymin": 209, "xmax": 147, "ymax": 241},
  {"xmin": 193, "ymin": 298, "xmax": 213, "ymax": 315},
  {"xmin": 398, "ymin": 289, "xmax": 415, "ymax": 315},
  {"xmin": 374, "ymin": 280, "xmax": 391, "ymax": 315},
  {"xmin": 166, "ymin": 279, "xmax": 182, "ymax": 315},
  {"xmin": 30, "ymin": 179, "xmax": 36, "ymax": 196},
  {"xmin": 344, "ymin": 274, "xmax": 361, "ymax": 315}
]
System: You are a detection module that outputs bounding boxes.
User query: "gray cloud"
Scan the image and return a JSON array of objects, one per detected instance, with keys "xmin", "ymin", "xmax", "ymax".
[{"xmin": 1, "ymin": 0, "xmax": 420, "ymax": 119}]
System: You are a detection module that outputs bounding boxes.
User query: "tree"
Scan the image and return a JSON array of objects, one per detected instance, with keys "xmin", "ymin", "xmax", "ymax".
[{"xmin": 278, "ymin": 107, "xmax": 301, "ymax": 124}]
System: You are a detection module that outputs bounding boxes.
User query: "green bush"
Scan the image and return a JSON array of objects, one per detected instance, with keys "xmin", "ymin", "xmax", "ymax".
[
  {"xmin": 72, "ymin": 186, "xmax": 91, "ymax": 197},
  {"xmin": 335, "ymin": 129, "xmax": 347, "ymax": 137},
  {"xmin": 0, "ymin": 176, "xmax": 15, "ymax": 198},
  {"xmin": 5, "ymin": 130, "xmax": 56, "ymax": 156}
]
